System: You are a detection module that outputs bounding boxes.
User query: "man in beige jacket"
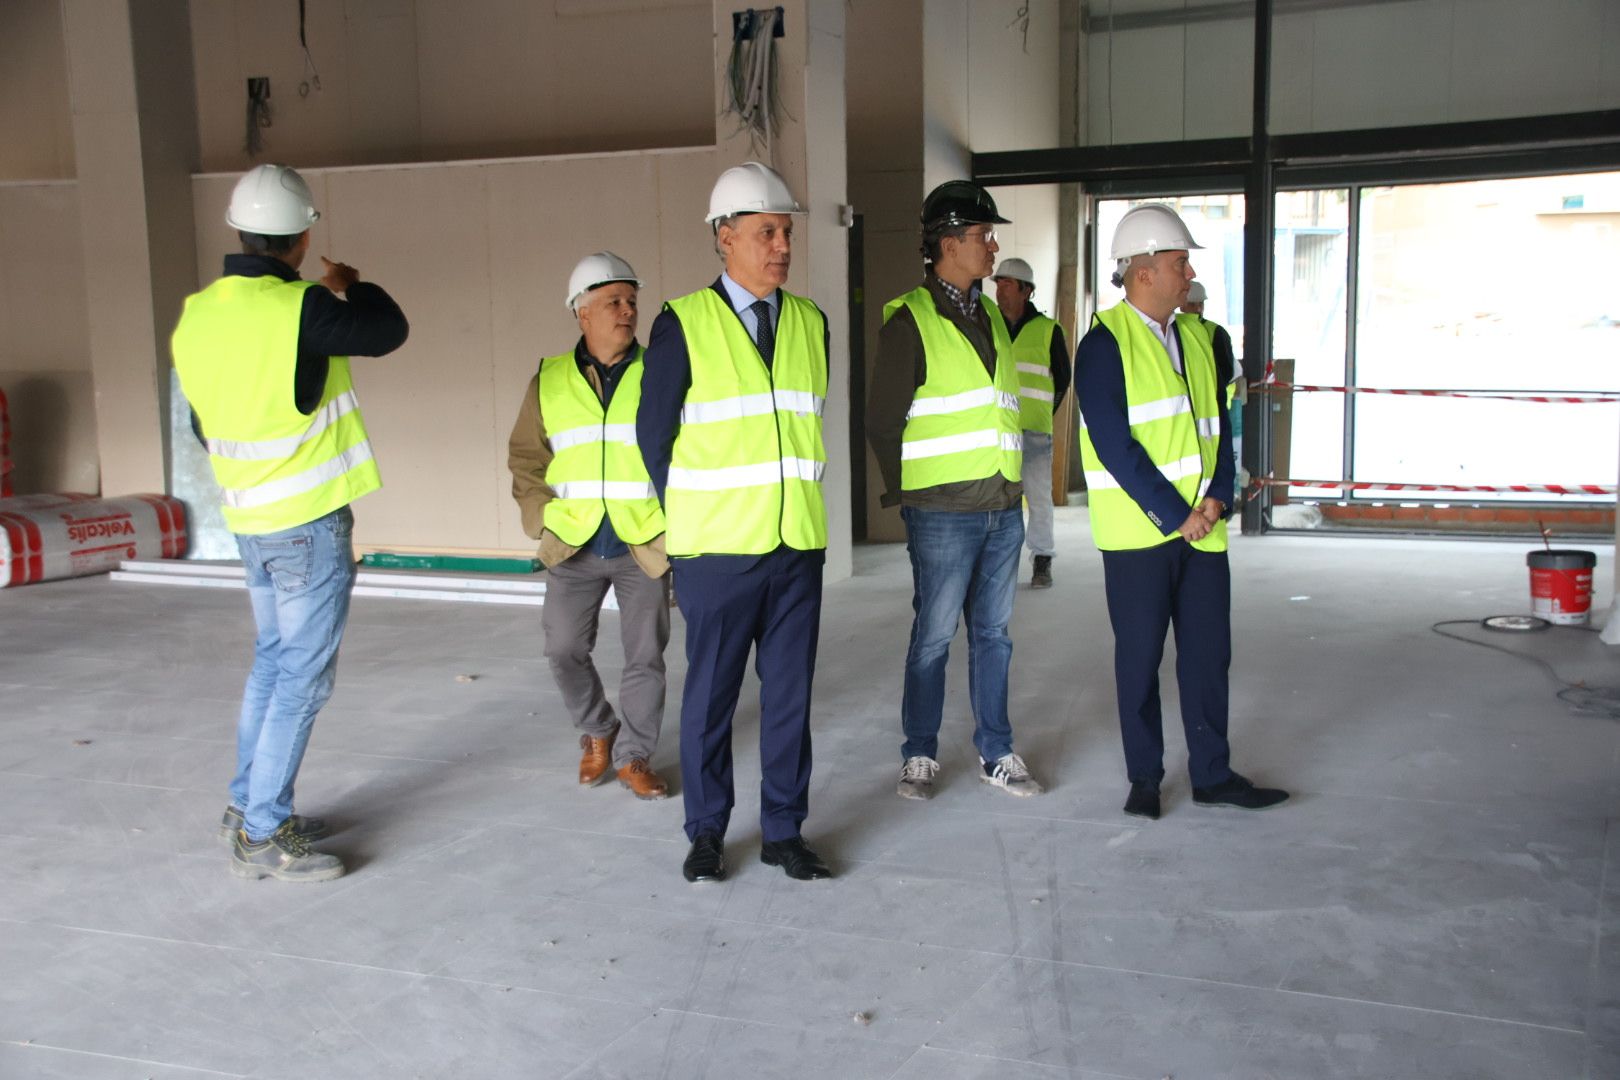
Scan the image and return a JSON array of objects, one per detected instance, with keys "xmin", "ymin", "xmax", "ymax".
[{"xmin": 508, "ymin": 252, "xmax": 671, "ymax": 799}]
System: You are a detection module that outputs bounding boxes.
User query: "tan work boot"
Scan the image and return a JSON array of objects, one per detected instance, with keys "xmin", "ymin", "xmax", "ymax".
[
  {"xmin": 578, "ymin": 730, "xmax": 616, "ymax": 786},
  {"xmin": 616, "ymin": 758, "xmax": 669, "ymax": 800}
]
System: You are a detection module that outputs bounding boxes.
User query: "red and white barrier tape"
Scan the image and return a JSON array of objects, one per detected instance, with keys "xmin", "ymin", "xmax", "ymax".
[
  {"xmin": 1249, "ymin": 476, "xmax": 1617, "ymax": 497},
  {"xmin": 1251, "ymin": 379, "xmax": 1620, "ymax": 405}
]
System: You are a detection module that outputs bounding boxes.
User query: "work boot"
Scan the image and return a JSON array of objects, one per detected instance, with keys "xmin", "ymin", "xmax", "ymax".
[
  {"xmin": 217, "ymin": 805, "xmax": 328, "ymax": 845},
  {"xmin": 1031, "ymin": 555, "xmax": 1053, "ymax": 589},
  {"xmin": 578, "ymin": 728, "xmax": 616, "ymax": 786},
  {"xmin": 230, "ymin": 820, "xmax": 344, "ymax": 883},
  {"xmin": 616, "ymin": 758, "xmax": 669, "ymax": 800}
]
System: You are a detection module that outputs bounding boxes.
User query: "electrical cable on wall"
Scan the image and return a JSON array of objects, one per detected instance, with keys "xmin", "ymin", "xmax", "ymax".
[
  {"xmin": 725, "ymin": 7, "xmax": 788, "ymax": 157},
  {"xmin": 1008, "ymin": 2, "xmax": 1031, "ymax": 53},
  {"xmin": 244, "ymin": 77, "xmax": 272, "ymax": 156},
  {"xmin": 298, "ymin": 0, "xmax": 322, "ymax": 97}
]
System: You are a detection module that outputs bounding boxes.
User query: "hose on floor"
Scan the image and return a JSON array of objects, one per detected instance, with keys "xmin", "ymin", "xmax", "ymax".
[{"xmin": 1430, "ymin": 617, "xmax": 1620, "ymax": 720}]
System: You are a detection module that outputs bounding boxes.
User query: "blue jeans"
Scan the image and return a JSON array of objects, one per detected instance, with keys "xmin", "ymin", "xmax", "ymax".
[
  {"xmin": 900, "ymin": 505, "xmax": 1022, "ymax": 764},
  {"xmin": 230, "ymin": 507, "xmax": 357, "ymax": 841}
]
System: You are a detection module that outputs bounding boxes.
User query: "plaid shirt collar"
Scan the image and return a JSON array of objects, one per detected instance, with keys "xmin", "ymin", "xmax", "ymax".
[{"xmin": 934, "ymin": 274, "xmax": 980, "ymax": 321}]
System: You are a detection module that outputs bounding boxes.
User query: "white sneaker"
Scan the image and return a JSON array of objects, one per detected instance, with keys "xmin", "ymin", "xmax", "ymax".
[
  {"xmin": 981, "ymin": 753, "xmax": 1043, "ymax": 797},
  {"xmin": 897, "ymin": 756, "xmax": 940, "ymax": 800}
]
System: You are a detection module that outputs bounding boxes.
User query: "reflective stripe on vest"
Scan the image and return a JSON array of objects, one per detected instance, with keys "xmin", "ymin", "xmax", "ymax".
[
  {"xmin": 171, "ymin": 274, "xmax": 381, "ymax": 535},
  {"xmin": 1078, "ymin": 303, "xmax": 1226, "ymax": 552},
  {"xmin": 1010, "ymin": 313, "xmax": 1058, "ymax": 434},
  {"xmin": 663, "ymin": 289, "xmax": 828, "ymax": 556},
  {"xmin": 882, "ymin": 286, "xmax": 1022, "ymax": 491},
  {"xmin": 538, "ymin": 347, "xmax": 665, "ymax": 548}
]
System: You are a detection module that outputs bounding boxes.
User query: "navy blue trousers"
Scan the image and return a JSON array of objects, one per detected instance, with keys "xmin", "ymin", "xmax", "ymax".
[
  {"xmin": 674, "ymin": 551, "xmax": 822, "ymax": 843},
  {"xmin": 1100, "ymin": 540, "xmax": 1234, "ymax": 788}
]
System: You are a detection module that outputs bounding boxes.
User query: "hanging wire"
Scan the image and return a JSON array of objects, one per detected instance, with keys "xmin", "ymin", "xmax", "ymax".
[
  {"xmin": 724, "ymin": 8, "xmax": 788, "ymax": 157},
  {"xmin": 297, "ymin": 0, "xmax": 322, "ymax": 97},
  {"xmin": 244, "ymin": 77, "xmax": 272, "ymax": 156},
  {"xmin": 1008, "ymin": 2, "xmax": 1031, "ymax": 53}
]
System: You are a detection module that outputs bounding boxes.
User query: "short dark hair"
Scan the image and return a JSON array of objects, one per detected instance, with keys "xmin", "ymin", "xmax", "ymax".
[
  {"xmin": 238, "ymin": 230, "xmax": 301, "ymax": 256},
  {"xmin": 921, "ymin": 225, "xmax": 966, "ymax": 263}
]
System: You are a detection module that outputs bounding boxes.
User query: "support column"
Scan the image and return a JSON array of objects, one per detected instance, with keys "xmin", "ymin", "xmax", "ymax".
[
  {"xmin": 712, "ymin": 1, "xmax": 851, "ymax": 580},
  {"xmin": 62, "ymin": 0, "xmax": 198, "ymax": 497},
  {"xmin": 1053, "ymin": 0, "xmax": 1085, "ymax": 507}
]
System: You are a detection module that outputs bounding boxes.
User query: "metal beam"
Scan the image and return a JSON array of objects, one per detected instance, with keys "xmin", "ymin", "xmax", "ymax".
[
  {"xmin": 1240, "ymin": 0, "xmax": 1274, "ymax": 535},
  {"xmin": 973, "ymin": 137, "xmax": 1248, "ymax": 187},
  {"xmin": 1080, "ymin": 0, "xmax": 1415, "ymax": 35}
]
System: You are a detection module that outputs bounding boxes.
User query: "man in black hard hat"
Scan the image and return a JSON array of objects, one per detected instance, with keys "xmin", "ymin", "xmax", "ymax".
[{"xmin": 866, "ymin": 180, "xmax": 1044, "ymax": 802}]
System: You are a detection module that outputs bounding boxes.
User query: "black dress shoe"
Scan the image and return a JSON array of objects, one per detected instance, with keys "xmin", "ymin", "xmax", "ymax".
[
  {"xmin": 1193, "ymin": 772, "xmax": 1288, "ymax": 811},
  {"xmin": 760, "ymin": 837, "xmax": 832, "ymax": 880},
  {"xmin": 683, "ymin": 832, "xmax": 726, "ymax": 882},
  {"xmin": 1123, "ymin": 780, "xmax": 1161, "ymax": 820}
]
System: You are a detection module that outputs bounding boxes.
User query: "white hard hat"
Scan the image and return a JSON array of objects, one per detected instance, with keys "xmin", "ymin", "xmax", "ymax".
[
  {"xmin": 226, "ymin": 164, "xmax": 320, "ymax": 235},
  {"xmin": 1109, "ymin": 204, "xmax": 1202, "ymax": 261},
  {"xmin": 993, "ymin": 257, "xmax": 1035, "ymax": 285},
  {"xmin": 566, "ymin": 251, "xmax": 642, "ymax": 312},
  {"xmin": 706, "ymin": 161, "xmax": 803, "ymax": 224},
  {"xmin": 1185, "ymin": 281, "xmax": 1207, "ymax": 304}
]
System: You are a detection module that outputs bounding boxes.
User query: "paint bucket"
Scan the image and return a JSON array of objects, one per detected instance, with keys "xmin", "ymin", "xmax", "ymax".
[{"xmin": 1527, "ymin": 549, "xmax": 1596, "ymax": 625}]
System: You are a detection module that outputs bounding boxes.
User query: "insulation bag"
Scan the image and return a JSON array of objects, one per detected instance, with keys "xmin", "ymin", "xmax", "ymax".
[{"xmin": 0, "ymin": 494, "xmax": 188, "ymax": 588}]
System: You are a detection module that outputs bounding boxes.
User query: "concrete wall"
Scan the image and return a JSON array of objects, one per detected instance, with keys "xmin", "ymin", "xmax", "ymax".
[
  {"xmin": 0, "ymin": 182, "xmax": 97, "ymax": 494},
  {"xmin": 1086, "ymin": 0, "xmax": 1620, "ymax": 144},
  {"xmin": 188, "ymin": 0, "xmax": 713, "ymax": 172},
  {"xmin": 849, "ymin": 0, "xmax": 1062, "ymax": 540},
  {"xmin": 189, "ymin": 148, "xmax": 718, "ymax": 553}
]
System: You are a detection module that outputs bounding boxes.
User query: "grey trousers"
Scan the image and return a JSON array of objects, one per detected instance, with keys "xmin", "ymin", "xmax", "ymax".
[{"xmin": 541, "ymin": 552, "xmax": 671, "ymax": 767}]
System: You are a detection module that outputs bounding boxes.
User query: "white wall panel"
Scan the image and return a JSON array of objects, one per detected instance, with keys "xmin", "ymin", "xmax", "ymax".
[{"xmin": 189, "ymin": 148, "xmax": 717, "ymax": 554}]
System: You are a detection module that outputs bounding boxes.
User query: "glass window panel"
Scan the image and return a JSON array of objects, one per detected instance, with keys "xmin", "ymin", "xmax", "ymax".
[
  {"xmin": 1354, "ymin": 173, "xmax": 1620, "ymax": 502},
  {"xmin": 1274, "ymin": 189, "xmax": 1350, "ymax": 496}
]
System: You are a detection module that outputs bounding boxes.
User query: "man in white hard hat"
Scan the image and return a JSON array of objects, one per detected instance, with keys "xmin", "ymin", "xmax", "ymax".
[
  {"xmin": 991, "ymin": 257, "xmax": 1071, "ymax": 589},
  {"xmin": 867, "ymin": 180, "xmax": 1043, "ymax": 802},
  {"xmin": 637, "ymin": 161, "xmax": 833, "ymax": 883},
  {"xmin": 171, "ymin": 164, "xmax": 408, "ymax": 881},
  {"xmin": 1074, "ymin": 203, "xmax": 1287, "ymax": 820},
  {"xmin": 508, "ymin": 252, "xmax": 671, "ymax": 801},
  {"xmin": 1180, "ymin": 280, "xmax": 1244, "ymax": 487}
]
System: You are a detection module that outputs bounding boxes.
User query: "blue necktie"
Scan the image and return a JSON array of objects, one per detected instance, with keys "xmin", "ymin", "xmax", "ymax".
[{"xmin": 750, "ymin": 299, "xmax": 775, "ymax": 364}]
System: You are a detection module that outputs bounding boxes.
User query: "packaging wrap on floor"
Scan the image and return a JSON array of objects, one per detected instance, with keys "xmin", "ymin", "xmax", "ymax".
[{"xmin": 0, "ymin": 494, "xmax": 188, "ymax": 587}]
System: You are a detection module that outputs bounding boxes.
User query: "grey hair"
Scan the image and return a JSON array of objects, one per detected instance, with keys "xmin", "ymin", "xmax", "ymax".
[
  {"xmin": 712, "ymin": 213, "xmax": 743, "ymax": 260},
  {"xmin": 1113, "ymin": 253, "xmax": 1155, "ymax": 289},
  {"xmin": 921, "ymin": 225, "xmax": 967, "ymax": 264}
]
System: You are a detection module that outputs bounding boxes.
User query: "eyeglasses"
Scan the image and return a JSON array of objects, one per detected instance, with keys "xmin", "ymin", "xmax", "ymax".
[{"xmin": 961, "ymin": 228, "xmax": 998, "ymax": 245}]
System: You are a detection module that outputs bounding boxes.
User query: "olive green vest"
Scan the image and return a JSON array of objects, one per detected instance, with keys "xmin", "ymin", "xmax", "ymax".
[
  {"xmin": 882, "ymin": 286, "xmax": 1022, "ymax": 492},
  {"xmin": 663, "ymin": 288, "xmax": 828, "ymax": 556},
  {"xmin": 538, "ymin": 347, "xmax": 664, "ymax": 547},
  {"xmin": 1078, "ymin": 303, "xmax": 1226, "ymax": 552},
  {"xmin": 171, "ymin": 275, "xmax": 380, "ymax": 535}
]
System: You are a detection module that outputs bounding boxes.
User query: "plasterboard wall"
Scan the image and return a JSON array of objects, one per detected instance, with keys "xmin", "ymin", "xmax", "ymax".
[
  {"xmin": 0, "ymin": 181, "xmax": 97, "ymax": 494},
  {"xmin": 0, "ymin": 0, "xmax": 75, "ymax": 182},
  {"xmin": 1085, "ymin": 0, "xmax": 1620, "ymax": 143},
  {"xmin": 188, "ymin": 0, "xmax": 714, "ymax": 173},
  {"xmin": 188, "ymin": 148, "xmax": 719, "ymax": 553}
]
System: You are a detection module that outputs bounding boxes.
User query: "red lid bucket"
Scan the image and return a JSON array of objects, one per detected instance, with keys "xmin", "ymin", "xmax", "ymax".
[{"xmin": 1527, "ymin": 549, "xmax": 1596, "ymax": 626}]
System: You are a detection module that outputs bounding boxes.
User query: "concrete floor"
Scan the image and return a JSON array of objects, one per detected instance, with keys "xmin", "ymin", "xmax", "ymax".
[{"xmin": 3, "ymin": 506, "xmax": 1618, "ymax": 1079}]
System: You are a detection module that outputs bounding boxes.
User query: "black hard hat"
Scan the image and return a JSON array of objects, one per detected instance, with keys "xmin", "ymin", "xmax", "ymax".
[{"xmin": 921, "ymin": 180, "xmax": 1011, "ymax": 230}]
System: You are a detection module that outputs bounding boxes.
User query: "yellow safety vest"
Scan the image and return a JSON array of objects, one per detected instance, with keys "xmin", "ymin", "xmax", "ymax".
[
  {"xmin": 538, "ymin": 347, "xmax": 664, "ymax": 547},
  {"xmin": 1078, "ymin": 303, "xmax": 1226, "ymax": 552},
  {"xmin": 663, "ymin": 288, "xmax": 828, "ymax": 556},
  {"xmin": 1010, "ymin": 312, "xmax": 1058, "ymax": 434},
  {"xmin": 171, "ymin": 275, "xmax": 380, "ymax": 535},
  {"xmin": 882, "ymin": 286, "xmax": 1022, "ymax": 492}
]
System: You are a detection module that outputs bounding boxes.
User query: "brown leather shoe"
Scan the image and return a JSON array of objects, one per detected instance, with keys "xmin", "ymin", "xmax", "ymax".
[
  {"xmin": 578, "ymin": 731, "xmax": 615, "ymax": 786},
  {"xmin": 616, "ymin": 758, "xmax": 669, "ymax": 800}
]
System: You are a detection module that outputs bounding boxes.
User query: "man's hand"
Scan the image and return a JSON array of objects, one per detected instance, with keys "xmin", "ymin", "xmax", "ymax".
[
  {"xmin": 319, "ymin": 256, "xmax": 360, "ymax": 295},
  {"xmin": 1197, "ymin": 496, "xmax": 1226, "ymax": 524},
  {"xmin": 1177, "ymin": 509, "xmax": 1212, "ymax": 542}
]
